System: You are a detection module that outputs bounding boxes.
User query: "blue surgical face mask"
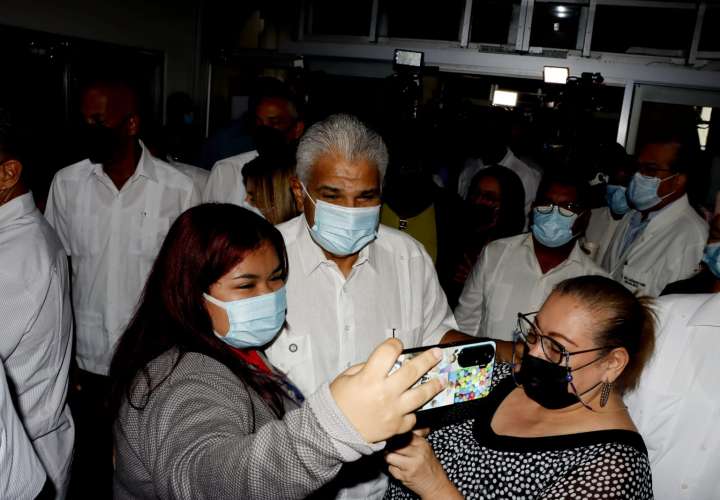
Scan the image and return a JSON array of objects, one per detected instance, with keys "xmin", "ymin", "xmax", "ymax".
[
  {"xmin": 531, "ymin": 207, "xmax": 578, "ymax": 248},
  {"xmin": 301, "ymin": 183, "xmax": 380, "ymax": 256},
  {"xmin": 627, "ymin": 172, "xmax": 677, "ymax": 211},
  {"xmin": 703, "ymin": 242, "xmax": 720, "ymax": 279},
  {"xmin": 203, "ymin": 287, "xmax": 287, "ymax": 349},
  {"xmin": 606, "ymin": 184, "xmax": 630, "ymax": 216}
]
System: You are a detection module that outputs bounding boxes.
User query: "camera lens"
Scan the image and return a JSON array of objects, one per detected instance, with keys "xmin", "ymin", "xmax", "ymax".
[{"xmin": 457, "ymin": 345, "xmax": 494, "ymax": 368}]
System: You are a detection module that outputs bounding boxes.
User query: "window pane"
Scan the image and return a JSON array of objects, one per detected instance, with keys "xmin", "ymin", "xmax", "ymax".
[
  {"xmin": 529, "ymin": 3, "xmax": 584, "ymax": 50},
  {"xmin": 699, "ymin": 6, "xmax": 720, "ymax": 52},
  {"xmin": 470, "ymin": 0, "xmax": 520, "ymax": 45},
  {"xmin": 592, "ymin": 6, "xmax": 696, "ymax": 55},
  {"xmin": 384, "ymin": 0, "xmax": 465, "ymax": 41},
  {"xmin": 310, "ymin": 0, "xmax": 373, "ymax": 37}
]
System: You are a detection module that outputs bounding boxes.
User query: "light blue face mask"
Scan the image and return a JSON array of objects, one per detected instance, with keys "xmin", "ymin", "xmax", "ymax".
[
  {"xmin": 531, "ymin": 206, "xmax": 577, "ymax": 248},
  {"xmin": 606, "ymin": 184, "xmax": 630, "ymax": 216},
  {"xmin": 301, "ymin": 183, "xmax": 381, "ymax": 257},
  {"xmin": 703, "ymin": 242, "xmax": 720, "ymax": 279},
  {"xmin": 627, "ymin": 172, "xmax": 677, "ymax": 211},
  {"xmin": 203, "ymin": 287, "xmax": 287, "ymax": 349}
]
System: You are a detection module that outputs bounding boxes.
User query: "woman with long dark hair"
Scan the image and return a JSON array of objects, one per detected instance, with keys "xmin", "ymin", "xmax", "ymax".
[{"xmin": 110, "ymin": 203, "xmax": 442, "ymax": 499}]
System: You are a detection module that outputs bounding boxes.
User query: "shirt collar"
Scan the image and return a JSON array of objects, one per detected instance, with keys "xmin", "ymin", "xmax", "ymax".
[
  {"xmin": 525, "ymin": 232, "xmax": 586, "ymax": 266},
  {"xmin": 88, "ymin": 140, "xmax": 158, "ymax": 183},
  {"xmin": 296, "ymin": 215, "xmax": 377, "ymax": 276},
  {"xmin": 688, "ymin": 293, "xmax": 720, "ymax": 327},
  {"xmin": 0, "ymin": 192, "xmax": 36, "ymax": 229}
]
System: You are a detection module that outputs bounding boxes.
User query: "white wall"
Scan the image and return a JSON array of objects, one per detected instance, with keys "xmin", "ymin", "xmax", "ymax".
[{"xmin": 2, "ymin": 0, "xmax": 201, "ymax": 100}]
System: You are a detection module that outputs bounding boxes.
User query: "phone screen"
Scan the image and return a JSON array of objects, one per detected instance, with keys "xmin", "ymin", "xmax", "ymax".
[{"xmin": 391, "ymin": 340, "xmax": 496, "ymax": 413}]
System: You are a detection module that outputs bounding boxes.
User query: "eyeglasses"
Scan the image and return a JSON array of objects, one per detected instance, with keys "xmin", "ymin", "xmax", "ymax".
[
  {"xmin": 533, "ymin": 203, "xmax": 582, "ymax": 218},
  {"xmin": 637, "ymin": 163, "xmax": 673, "ymax": 178},
  {"xmin": 513, "ymin": 312, "xmax": 611, "ymax": 365}
]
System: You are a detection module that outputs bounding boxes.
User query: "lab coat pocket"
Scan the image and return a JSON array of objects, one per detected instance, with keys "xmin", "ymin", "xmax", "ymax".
[
  {"xmin": 129, "ymin": 214, "xmax": 171, "ymax": 257},
  {"xmin": 266, "ymin": 332, "xmax": 315, "ymax": 396}
]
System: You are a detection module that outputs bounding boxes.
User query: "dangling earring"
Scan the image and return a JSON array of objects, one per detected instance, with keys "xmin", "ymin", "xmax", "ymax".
[{"xmin": 600, "ymin": 381, "xmax": 613, "ymax": 408}]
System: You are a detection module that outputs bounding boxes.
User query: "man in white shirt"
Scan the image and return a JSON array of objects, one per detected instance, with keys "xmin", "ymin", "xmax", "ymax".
[
  {"xmin": 0, "ymin": 360, "xmax": 47, "ymax": 500},
  {"xmin": 0, "ymin": 110, "xmax": 74, "ymax": 499},
  {"xmin": 457, "ymin": 113, "xmax": 541, "ymax": 222},
  {"xmin": 455, "ymin": 172, "xmax": 607, "ymax": 341},
  {"xmin": 602, "ymin": 138, "xmax": 708, "ymax": 297},
  {"xmin": 203, "ymin": 92, "xmax": 305, "ymax": 204},
  {"xmin": 625, "ymin": 292, "xmax": 720, "ymax": 500},
  {"xmin": 44, "ymin": 80, "xmax": 200, "ymax": 496},
  {"xmin": 584, "ymin": 144, "xmax": 635, "ymax": 264},
  {"xmin": 266, "ymin": 114, "xmax": 463, "ymax": 499}
]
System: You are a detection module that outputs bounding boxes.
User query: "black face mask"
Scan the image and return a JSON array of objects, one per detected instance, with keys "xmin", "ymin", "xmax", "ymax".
[
  {"xmin": 516, "ymin": 350, "xmax": 605, "ymax": 410},
  {"xmin": 82, "ymin": 121, "xmax": 126, "ymax": 165},
  {"xmin": 469, "ymin": 203, "xmax": 498, "ymax": 230}
]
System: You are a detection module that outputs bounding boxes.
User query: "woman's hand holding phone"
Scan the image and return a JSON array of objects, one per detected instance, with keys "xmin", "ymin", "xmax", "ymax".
[{"xmin": 329, "ymin": 338, "xmax": 444, "ymax": 444}]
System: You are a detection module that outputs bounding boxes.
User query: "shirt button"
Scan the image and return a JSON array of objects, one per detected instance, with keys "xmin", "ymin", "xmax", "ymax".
[
  {"xmin": 681, "ymin": 484, "xmax": 688, "ymax": 490},
  {"xmin": 289, "ymin": 343, "xmax": 298, "ymax": 353},
  {"xmin": 344, "ymin": 325, "xmax": 351, "ymax": 333}
]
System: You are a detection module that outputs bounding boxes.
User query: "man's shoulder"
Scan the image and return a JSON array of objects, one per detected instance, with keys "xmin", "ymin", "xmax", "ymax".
[
  {"xmin": 211, "ymin": 150, "xmax": 259, "ymax": 172},
  {"xmin": 0, "ymin": 213, "xmax": 61, "ymax": 291},
  {"xmin": 375, "ymin": 224, "xmax": 430, "ymax": 259},
  {"xmin": 276, "ymin": 215, "xmax": 305, "ymax": 247},
  {"xmin": 150, "ymin": 157, "xmax": 197, "ymax": 191},
  {"xmin": 53, "ymin": 159, "xmax": 94, "ymax": 183}
]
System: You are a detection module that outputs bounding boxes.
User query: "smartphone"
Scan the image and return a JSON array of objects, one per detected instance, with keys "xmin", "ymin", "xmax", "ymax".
[{"xmin": 391, "ymin": 340, "xmax": 496, "ymax": 426}]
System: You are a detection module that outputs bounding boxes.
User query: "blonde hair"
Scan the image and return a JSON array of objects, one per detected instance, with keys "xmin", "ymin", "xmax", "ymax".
[{"xmin": 243, "ymin": 155, "xmax": 299, "ymax": 225}]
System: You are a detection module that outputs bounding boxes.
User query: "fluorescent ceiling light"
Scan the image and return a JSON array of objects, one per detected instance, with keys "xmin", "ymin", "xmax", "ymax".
[
  {"xmin": 701, "ymin": 106, "xmax": 713, "ymax": 123},
  {"xmin": 492, "ymin": 90, "xmax": 518, "ymax": 107},
  {"xmin": 544, "ymin": 66, "xmax": 569, "ymax": 84}
]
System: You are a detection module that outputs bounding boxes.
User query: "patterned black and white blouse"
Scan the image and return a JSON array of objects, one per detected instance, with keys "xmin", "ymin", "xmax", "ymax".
[{"xmin": 385, "ymin": 363, "xmax": 653, "ymax": 500}]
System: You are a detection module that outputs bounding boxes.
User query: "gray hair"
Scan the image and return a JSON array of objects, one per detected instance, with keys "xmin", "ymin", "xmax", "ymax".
[{"xmin": 296, "ymin": 114, "xmax": 388, "ymax": 186}]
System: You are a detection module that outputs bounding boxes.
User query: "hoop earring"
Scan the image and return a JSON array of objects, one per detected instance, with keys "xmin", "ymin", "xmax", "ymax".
[{"xmin": 600, "ymin": 381, "xmax": 613, "ymax": 408}]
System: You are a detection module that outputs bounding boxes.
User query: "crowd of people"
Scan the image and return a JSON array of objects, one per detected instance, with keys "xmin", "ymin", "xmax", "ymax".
[{"xmin": 0, "ymin": 76, "xmax": 718, "ymax": 500}]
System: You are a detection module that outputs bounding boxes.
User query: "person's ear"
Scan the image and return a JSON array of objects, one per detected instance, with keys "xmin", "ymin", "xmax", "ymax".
[
  {"xmin": 290, "ymin": 176, "xmax": 305, "ymax": 212},
  {"xmin": 126, "ymin": 113, "xmax": 141, "ymax": 137},
  {"xmin": 604, "ymin": 347, "xmax": 629, "ymax": 384},
  {"xmin": 0, "ymin": 160, "xmax": 23, "ymax": 190},
  {"xmin": 290, "ymin": 121, "xmax": 305, "ymax": 141},
  {"xmin": 673, "ymin": 172, "xmax": 688, "ymax": 193}
]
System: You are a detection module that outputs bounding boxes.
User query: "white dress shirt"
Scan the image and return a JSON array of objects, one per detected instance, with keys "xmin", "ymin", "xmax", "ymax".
[
  {"xmin": 0, "ymin": 360, "xmax": 47, "ymax": 500},
  {"xmin": 0, "ymin": 192, "xmax": 74, "ymax": 499},
  {"xmin": 266, "ymin": 215, "xmax": 457, "ymax": 500},
  {"xmin": 625, "ymin": 293, "xmax": 720, "ymax": 500},
  {"xmin": 170, "ymin": 159, "xmax": 210, "ymax": 193},
  {"xmin": 455, "ymin": 233, "xmax": 608, "ymax": 341},
  {"xmin": 584, "ymin": 206, "xmax": 622, "ymax": 265},
  {"xmin": 457, "ymin": 148, "xmax": 541, "ymax": 219},
  {"xmin": 602, "ymin": 195, "xmax": 708, "ymax": 297},
  {"xmin": 44, "ymin": 145, "xmax": 200, "ymax": 375},
  {"xmin": 202, "ymin": 150, "xmax": 258, "ymax": 204}
]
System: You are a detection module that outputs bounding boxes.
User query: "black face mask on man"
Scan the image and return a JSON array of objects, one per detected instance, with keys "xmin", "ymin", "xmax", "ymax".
[
  {"xmin": 82, "ymin": 116, "xmax": 130, "ymax": 165},
  {"xmin": 516, "ymin": 350, "xmax": 605, "ymax": 410}
]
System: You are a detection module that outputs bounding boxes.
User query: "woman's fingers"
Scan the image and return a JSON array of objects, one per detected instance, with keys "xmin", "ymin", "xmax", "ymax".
[
  {"xmin": 388, "ymin": 347, "xmax": 442, "ymax": 393},
  {"xmin": 396, "ymin": 376, "xmax": 444, "ymax": 416},
  {"xmin": 362, "ymin": 338, "xmax": 404, "ymax": 375}
]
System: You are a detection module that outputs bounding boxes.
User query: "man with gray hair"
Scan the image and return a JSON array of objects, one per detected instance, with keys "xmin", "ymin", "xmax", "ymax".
[{"xmin": 266, "ymin": 114, "xmax": 465, "ymax": 499}]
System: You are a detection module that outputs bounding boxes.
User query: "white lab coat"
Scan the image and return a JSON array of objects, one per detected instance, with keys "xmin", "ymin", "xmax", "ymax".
[
  {"xmin": 625, "ymin": 293, "xmax": 720, "ymax": 500},
  {"xmin": 584, "ymin": 206, "xmax": 622, "ymax": 265},
  {"xmin": 602, "ymin": 195, "xmax": 708, "ymax": 297}
]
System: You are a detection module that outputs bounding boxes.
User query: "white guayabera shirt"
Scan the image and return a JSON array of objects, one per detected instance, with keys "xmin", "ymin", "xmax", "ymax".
[
  {"xmin": 45, "ymin": 144, "xmax": 200, "ymax": 375},
  {"xmin": 202, "ymin": 149, "xmax": 258, "ymax": 204},
  {"xmin": 455, "ymin": 233, "xmax": 608, "ymax": 341},
  {"xmin": 0, "ymin": 192, "xmax": 74, "ymax": 498},
  {"xmin": 267, "ymin": 214, "xmax": 457, "ymax": 500}
]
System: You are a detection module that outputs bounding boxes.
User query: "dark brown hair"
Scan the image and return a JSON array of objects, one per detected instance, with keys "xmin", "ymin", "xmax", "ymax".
[
  {"xmin": 553, "ymin": 275, "xmax": 656, "ymax": 393},
  {"xmin": 109, "ymin": 203, "xmax": 289, "ymax": 424}
]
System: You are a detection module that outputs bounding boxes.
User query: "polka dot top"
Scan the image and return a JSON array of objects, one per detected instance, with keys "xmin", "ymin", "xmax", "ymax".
[{"xmin": 385, "ymin": 363, "xmax": 653, "ymax": 500}]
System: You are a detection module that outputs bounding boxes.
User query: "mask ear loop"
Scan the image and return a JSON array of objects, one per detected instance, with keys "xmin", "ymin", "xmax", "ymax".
[
  {"xmin": 300, "ymin": 182, "xmax": 317, "ymax": 207},
  {"xmin": 564, "ymin": 351, "xmax": 607, "ymax": 412}
]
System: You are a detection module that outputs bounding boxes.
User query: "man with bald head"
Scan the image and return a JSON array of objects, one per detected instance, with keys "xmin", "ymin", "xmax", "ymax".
[
  {"xmin": 203, "ymin": 89, "xmax": 305, "ymax": 205},
  {"xmin": 44, "ymin": 80, "xmax": 199, "ymax": 494}
]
